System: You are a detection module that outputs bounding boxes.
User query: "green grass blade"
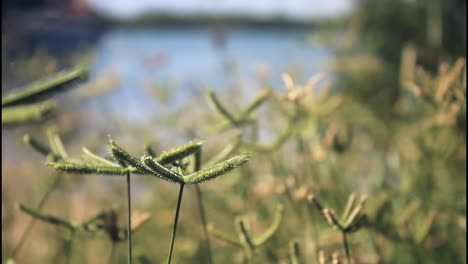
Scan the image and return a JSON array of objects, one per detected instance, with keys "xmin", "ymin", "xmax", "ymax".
[
  {"xmin": 2, "ymin": 65, "xmax": 89, "ymax": 107},
  {"xmin": 47, "ymin": 128, "xmax": 68, "ymax": 159},
  {"xmin": 208, "ymin": 225, "xmax": 243, "ymax": 248},
  {"xmin": 207, "ymin": 90, "xmax": 240, "ymax": 126},
  {"xmin": 2, "ymin": 100, "xmax": 56, "ymax": 125},
  {"xmin": 16, "ymin": 203, "xmax": 74, "ymax": 231},
  {"xmin": 23, "ymin": 134, "xmax": 52, "ymax": 157},
  {"xmin": 253, "ymin": 204, "xmax": 284, "ymax": 246},
  {"xmin": 238, "ymin": 88, "xmax": 271, "ymax": 121},
  {"xmin": 340, "ymin": 193, "xmax": 356, "ymax": 223},
  {"xmin": 82, "ymin": 147, "xmax": 120, "ymax": 166}
]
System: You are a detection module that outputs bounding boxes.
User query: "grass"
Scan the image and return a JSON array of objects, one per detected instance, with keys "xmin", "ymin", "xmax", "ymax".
[{"xmin": 1, "ymin": 42, "xmax": 466, "ymax": 264}]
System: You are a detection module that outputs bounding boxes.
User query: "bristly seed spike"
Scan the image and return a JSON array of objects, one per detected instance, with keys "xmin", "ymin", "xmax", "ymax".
[
  {"xmin": 141, "ymin": 155, "xmax": 184, "ymax": 184},
  {"xmin": 155, "ymin": 140, "xmax": 203, "ymax": 165},
  {"xmin": 108, "ymin": 138, "xmax": 149, "ymax": 172},
  {"xmin": 183, "ymin": 154, "xmax": 250, "ymax": 185}
]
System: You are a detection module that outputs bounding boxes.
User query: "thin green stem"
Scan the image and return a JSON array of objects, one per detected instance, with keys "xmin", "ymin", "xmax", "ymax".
[
  {"xmin": 342, "ymin": 232, "xmax": 351, "ymax": 263},
  {"xmin": 194, "ymin": 185, "xmax": 213, "ymax": 264},
  {"xmin": 108, "ymin": 242, "xmax": 116, "ymax": 264},
  {"xmin": 65, "ymin": 230, "xmax": 75, "ymax": 264},
  {"xmin": 126, "ymin": 171, "xmax": 133, "ymax": 264},
  {"xmin": 194, "ymin": 151, "xmax": 213, "ymax": 264},
  {"xmin": 10, "ymin": 172, "xmax": 62, "ymax": 258},
  {"xmin": 167, "ymin": 183, "xmax": 185, "ymax": 264}
]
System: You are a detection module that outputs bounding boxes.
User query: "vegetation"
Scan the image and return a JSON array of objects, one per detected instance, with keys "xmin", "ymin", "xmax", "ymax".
[{"xmin": 1, "ymin": 1, "xmax": 466, "ymax": 263}]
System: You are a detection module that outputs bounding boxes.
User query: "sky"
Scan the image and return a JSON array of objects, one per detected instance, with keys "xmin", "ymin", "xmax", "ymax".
[{"xmin": 88, "ymin": 0, "xmax": 355, "ymax": 22}]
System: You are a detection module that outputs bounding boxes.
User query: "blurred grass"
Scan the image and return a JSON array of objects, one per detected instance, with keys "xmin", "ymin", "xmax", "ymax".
[{"xmin": 1, "ymin": 1, "xmax": 466, "ymax": 263}]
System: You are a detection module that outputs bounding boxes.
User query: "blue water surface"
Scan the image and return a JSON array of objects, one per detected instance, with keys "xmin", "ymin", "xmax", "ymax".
[{"xmin": 87, "ymin": 25, "xmax": 333, "ymax": 123}]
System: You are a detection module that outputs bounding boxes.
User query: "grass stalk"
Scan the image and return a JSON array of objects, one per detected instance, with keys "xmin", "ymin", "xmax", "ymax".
[
  {"xmin": 194, "ymin": 185, "xmax": 213, "ymax": 264},
  {"xmin": 108, "ymin": 242, "xmax": 116, "ymax": 264},
  {"xmin": 10, "ymin": 172, "xmax": 62, "ymax": 258},
  {"xmin": 194, "ymin": 151, "xmax": 213, "ymax": 264},
  {"xmin": 2, "ymin": 99, "xmax": 56, "ymax": 125},
  {"xmin": 126, "ymin": 171, "xmax": 133, "ymax": 264},
  {"xmin": 65, "ymin": 230, "xmax": 75, "ymax": 264},
  {"xmin": 167, "ymin": 183, "xmax": 185, "ymax": 264},
  {"xmin": 342, "ymin": 233, "xmax": 351, "ymax": 263},
  {"xmin": 1, "ymin": 65, "xmax": 88, "ymax": 107}
]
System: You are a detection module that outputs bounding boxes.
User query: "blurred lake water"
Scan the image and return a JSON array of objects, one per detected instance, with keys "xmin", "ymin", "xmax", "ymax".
[{"xmin": 88, "ymin": 25, "xmax": 333, "ymax": 122}]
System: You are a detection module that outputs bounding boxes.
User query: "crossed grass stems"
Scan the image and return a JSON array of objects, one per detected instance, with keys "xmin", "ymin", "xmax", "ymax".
[
  {"xmin": 208, "ymin": 203, "xmax": 284, "ymax": 261},
  {"xmin": 12, "ymin": 130, "xmax": 249, "ymax": 264},
  {"xmin": 307, "ymin": 193, "xmax": 369, "ymax": 263}
]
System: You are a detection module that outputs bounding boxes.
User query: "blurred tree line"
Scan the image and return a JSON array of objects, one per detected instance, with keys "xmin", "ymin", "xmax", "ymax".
[
  {"xmin": 354, "ymin": 0, "xmax": 465, "ymax": 65},
  {"xmin": 324, "ymin": 1, "xmax": 466, "ymax": 262},
  {"xmin": 331, "ymin": 0, "xmax": 466, "ymax": 122}
]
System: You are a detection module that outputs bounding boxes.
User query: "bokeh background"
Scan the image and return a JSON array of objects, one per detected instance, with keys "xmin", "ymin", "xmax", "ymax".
[{"xmin": 2, "ymin": 0, "xmax": 466, "ymax": 263}]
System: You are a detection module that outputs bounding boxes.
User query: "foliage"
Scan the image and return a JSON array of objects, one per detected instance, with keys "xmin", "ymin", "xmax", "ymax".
[{"xmin": 1, "ymin": 4, "xmax": 466, "ymax": 263}]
